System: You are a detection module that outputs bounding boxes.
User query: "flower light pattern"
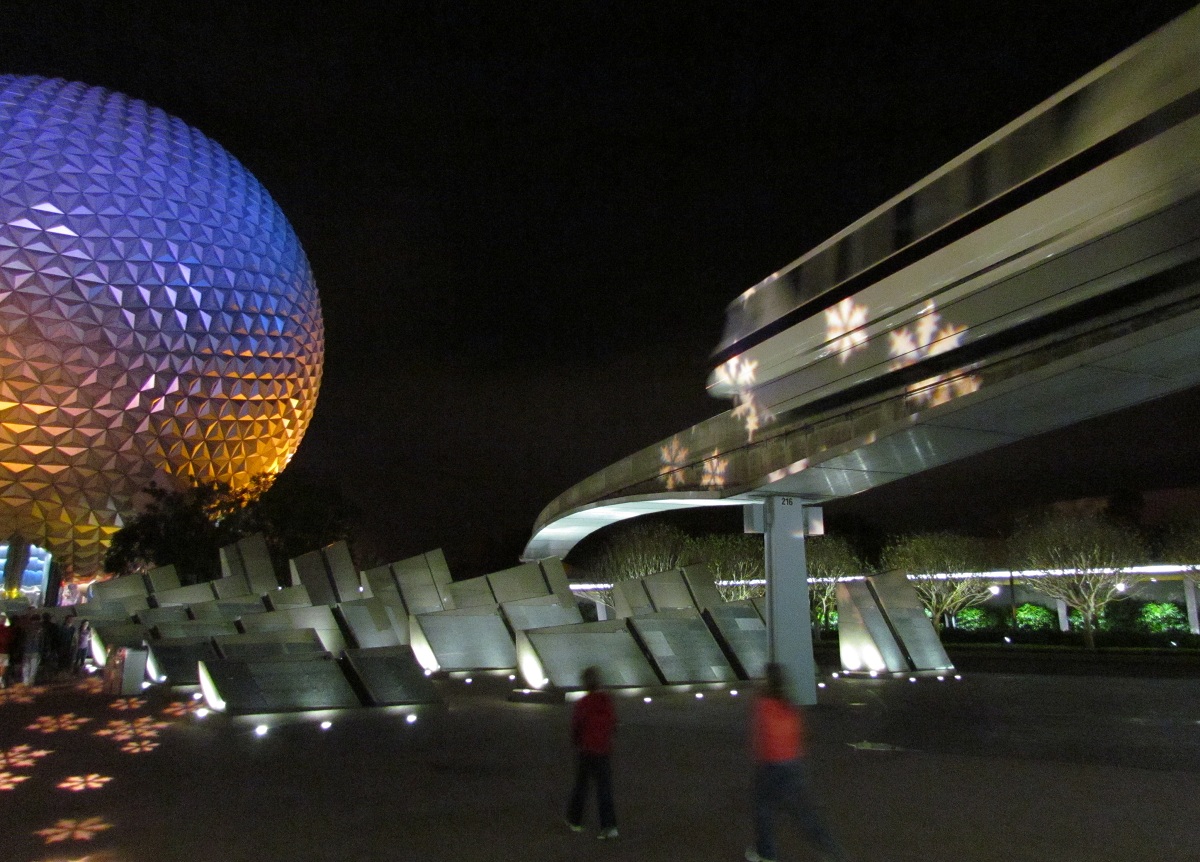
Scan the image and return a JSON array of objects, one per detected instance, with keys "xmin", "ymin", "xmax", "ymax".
[
  {"xmin": 94, "ymin": 717, "xmax": 169, "ymax": 743},
  {"xmin": 28, "ymin": 714, "xmax": 91, "ymax": 734},
  {"xmin": 119, "ymin": 740, "xmax": 159, "ymax": 755},
  {"xmin": 0, "ymin": 744, "xmax": 53, "ymax": 769},
  {"xmin": 658, "ymin": 437, "xmax": 690, "ymax": 490},
  {"xmin": 888, "ymin": 302, "xmax": 981, "ymax": 406},
  {"xmin": 107, "ymin": 698, "xmax": 145, "ymax": 712},
  {"xmin": 714, "ymin": 356, "xmax": 773, "ymax": 443},
  {"xmin": 701, "ymin": 450, "xmax": 729, "ymax": 489},
  {"xmin": 0, "ymin": 686, "xmax": 40, "ymax": 705},
  {"xmin": 35, "ymin": 817, "xmax": 113, "ymax": 844},
  {"xmin": 0, "ymin": 770, "xmax": 30, "ymax": 790},
  {"xmin": 57, "ymin": 774, "xmax": 113, "ymax": 792},
  {"xmin": 75, "ymin": 677, "xmax": 105, "ymax": 695},
  {"xmin": 0, "ymin": 76, "xmax": 324, "ymax": 574},
  {"xmin": 824, "ymin": 297, "xmax": 869, "ymax": 362},
  {"xmin": 160, "ymin": 699, "xmax": 205, "ymax": 718}
]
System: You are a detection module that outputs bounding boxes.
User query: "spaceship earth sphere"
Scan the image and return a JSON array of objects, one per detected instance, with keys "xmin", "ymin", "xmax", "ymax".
[{"xmin": 0, "ymin": 76, "xmax": 324, "ymax": 575}]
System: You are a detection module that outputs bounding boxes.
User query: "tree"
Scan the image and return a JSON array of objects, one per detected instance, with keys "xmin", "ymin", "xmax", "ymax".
[
  {"xmin": 1010, "ymin": 512, "xmax": 1147, "ymax": 649},
  {"xmin": 242, "ymin": 470, "xmax": 361, "ymax": 576},
  {"xmin": 880, "ymin": 532, "xmax": 995, "ymax": 632},
  {"xmin": 580, "ymin": 521, "xmax": 688, "ymax": 612},
  {"xmin": 1158, "ymin": 515, "xmax": 1200, "ymax": 634},
  {"xmin": 806, "ymin": 535, "xmax": 868, "ymax": 637},
  {"xmin": 681, "ymin": 533, "xmax": 763, "ymax": 601},
  {"xmin": 104, "ymin": 472, "xmax": 361, "ymax": 585},
  {"xmin": 103, "ymin": 479, "xmax": 262, "ymax": 583}
]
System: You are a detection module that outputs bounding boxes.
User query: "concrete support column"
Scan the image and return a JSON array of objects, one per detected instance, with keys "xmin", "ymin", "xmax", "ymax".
[
  {"xmin": 1184, "ymin": 576, "xmax": 1199, "ymax": 636},
  {"xmin": 594, "ymin": 598, "xmax": 609, "ymax": 622},
  {"xmin": 1056, "ymin": 599, "xmax": 1070, "ymax": 632},
  {"xmin": 764, "ymin": 496, "xmax": 817, "ymax": 705}
]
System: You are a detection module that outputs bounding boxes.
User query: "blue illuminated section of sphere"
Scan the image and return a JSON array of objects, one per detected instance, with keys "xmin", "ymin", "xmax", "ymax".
[{"xmin": 0, "ymin": 76, "xmax": 324, "ymax": 573}]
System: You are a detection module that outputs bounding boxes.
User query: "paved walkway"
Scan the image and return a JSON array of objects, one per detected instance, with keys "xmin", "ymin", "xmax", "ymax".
[{"xmin": 1, "ymin": 669, "xmax": 1198, "ymax": 861}]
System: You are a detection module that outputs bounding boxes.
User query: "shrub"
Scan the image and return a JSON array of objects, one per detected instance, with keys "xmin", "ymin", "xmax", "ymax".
[
  {"xmin": 1014, "ymin": 602, "xmax": 1056, "ymax": 631},
  {"xmin": 1138, "ymin": 602, "xmax": 1190, "ymax": 634},
  {"xmin": 954, "ymin": 606, "xmax": 1002, "ymax": 631}
]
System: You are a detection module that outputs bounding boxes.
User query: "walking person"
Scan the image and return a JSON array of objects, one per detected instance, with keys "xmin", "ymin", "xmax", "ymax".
[
  {"xmin": 746, "ymin": 663, "xmax": 846, "ymax": 862},
  {"xmin": 6, "ymin": 613, "xmax": 26, "ymax": 686},
  {"xmin": 21, "ymin": 611, "xmax": 43, "ymax": 685},
  {"xmin": 565, "ymin": 665, "xmax": 618, "ymax": 839},
  {"xmin": 0, "ymin": 615, "xmax": 11, "ymax": 686}
]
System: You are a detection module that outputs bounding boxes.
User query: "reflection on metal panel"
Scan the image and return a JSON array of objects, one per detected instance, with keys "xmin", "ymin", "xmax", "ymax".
[
  {"xmin": 147, "ymin": 638, "xmax": 220, "ymax": 686},
  {"xmin": 643, "ymin": 571, "xmax": 695, "ymax": 611},
  {"xmin": 523, "ymin": 621, "xmax": 659, "ymax": 689},
  {"xmin": 628, "ymin": 611, "xmax": 738, "ymax": 684},
  {"xmin": 290, "ymin": 549, "xmax": 337, "ymax": 607},
  {"xmin": 868, "ymin": 572, "xmax": 954, "ymax": 672},
  {"xmin": 500, "ymin": 595, "xmax": 583, "ymax": 632},
  {"xmin": 200, "ymin": 656, "xmax": 361, "ymax": 714},
  {"xmin": 488, "ymin": 562, "xmax": 550, "ymax": 604},
  {"xmin": 836, "ymin": 574, "xmax": 953, "ymax": 673},
  {"xmin": 704, "ymin": 602, "xmax": 768, "ymax": 679},
  {"xmin": 412, "ymin": 608, "xmax": 517, "ymax": 671},
  {"xmin": 338, "ymin": 598, "xmax": 406, "ymax": 648},
  {"xmin": 447, "ymin": 576, "xmax": 497, "ymax": 609},
  {"xmin": 612, "ymin": 579, "xmax": 655, "ymax": 618},
  {"xmin": 264, "ymin": 584, "xmax": 312, "ymax": 611},
  {"xmin": 836, "ymin": 580, "xmax": 908, "ymax": 673},
  {"xmin": 342, "ymin": 647, "xmax": 441, "ymax": 706},
  {"xmin": 144, "ymin": 565, "xmax": 181, "ymax": 593},
  {"xmin": 322, "ymin": 541, "xmax": 360, "ymax": 603}
]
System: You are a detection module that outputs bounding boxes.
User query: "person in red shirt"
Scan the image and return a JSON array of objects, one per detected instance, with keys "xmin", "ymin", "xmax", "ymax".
[
  {"xmin": 565, "ymin": 665, "xmax": 618, "ymax": 839},
  {"xmin": 746, "ymin": 663, "xmax": 846, "ymax": 862}
]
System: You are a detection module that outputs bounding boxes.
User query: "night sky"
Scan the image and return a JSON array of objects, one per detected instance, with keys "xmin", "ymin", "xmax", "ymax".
[{"xmin": 4, "ymin": 1, "xmax": 1199, "ymax": 573}]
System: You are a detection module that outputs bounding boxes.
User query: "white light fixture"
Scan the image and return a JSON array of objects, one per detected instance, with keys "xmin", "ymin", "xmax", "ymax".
[
  {"xmin": 695, "ymin": 692, "xmax": 704, "ymax": 699},
  {"xmin": 730, "ymin": 689, "xmax": 738, "ymax": 697},
  {"xmin": 464, "ymin": 677, "xmax": 473, "ymax": 685},
  {"xmin": 643, "ymin": 696, "xmax": 652, "ymax": 703},
  {"xmin": 254, "ymin": 725, "xmax": 268, "ymax": 737},
  {"xmin": 320, "ymin": 721, "xmax": 332, "ymax": 730},
  {"xmin": 406, "ymin": 714, "xmax": 418, "ymax": 725},
  {"xmin": 195, "ymin": 707, "xmax": 209, "ymax": 719}
]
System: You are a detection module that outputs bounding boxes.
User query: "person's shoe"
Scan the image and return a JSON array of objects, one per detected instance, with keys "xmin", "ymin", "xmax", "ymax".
[
  {"xmin": 565, "ymin": 819, "xmax": 584, "ymax": 833},
  {"xmin": 597, "ymin": 827, "xmax": 619, "ymax": 840},
  {"xmin": 745, "ymin": 848, "xmax": 776, "ymax": 862}
]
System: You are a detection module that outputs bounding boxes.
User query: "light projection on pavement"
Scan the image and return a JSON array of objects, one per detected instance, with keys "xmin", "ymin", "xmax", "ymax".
[
  {"xmin": 824, "ymin": 297, "xmax": 869, "ymax": 363},
  {"xmin": 888, "ymin": 301, "xmax": 980, "ymax": 406},
  {"xmin": 27, "ymin": 714, "xmax": 92, "ymax": 734},
  {"xmin": 34, "ymin": 816, "xmax": 113, "ymax": 844},
  {"xmin": 94, "ymin": 717, "xmax": 170, "ymax": 744},
  {"xmin": 57, "ymin": 774, "xmax": 113, "ymax": 792},
  {"xmin": 0, "ymin": 771, "xmax": 30, "ymax": 790},
  {"xmin": 0, "ymin": 75, "xmax": 325, "ymax": 574},
  {"xmin": 0, "ymin": 744, "xmax": 52, "ymax": 768},
  {"xmin": 106, "ymin": 698, "xmax": 145, "ymax": 712},
  {"xmin": 0, "ymin": 686, "xmax": 41, "ymax": 705}
]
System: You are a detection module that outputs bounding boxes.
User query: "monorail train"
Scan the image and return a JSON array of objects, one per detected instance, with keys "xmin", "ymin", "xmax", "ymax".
[{"xmin": 709, "ymin": 5, "xmax": 1200, "ymax": 421}]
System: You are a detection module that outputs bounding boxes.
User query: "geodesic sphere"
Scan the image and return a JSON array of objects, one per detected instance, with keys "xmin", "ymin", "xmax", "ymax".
[{"xmin": 0, "ymin": 76, "xmax": 324, "ymax": 575}]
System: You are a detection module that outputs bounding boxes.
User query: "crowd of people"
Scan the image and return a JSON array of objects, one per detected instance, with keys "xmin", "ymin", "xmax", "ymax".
[{"xmin": 0, "ymin": 611, "xmax": 89, "ymax": 687}]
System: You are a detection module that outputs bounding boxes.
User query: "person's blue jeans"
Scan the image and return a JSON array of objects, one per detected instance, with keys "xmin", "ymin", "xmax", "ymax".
[
  {"xmin": 567, "ymin": 752, "xmax": 615, "ymax": 829},
  {"xmin": 753, "ymin": 759, "xmax": 842, "ymax": 860}
]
